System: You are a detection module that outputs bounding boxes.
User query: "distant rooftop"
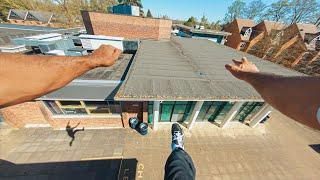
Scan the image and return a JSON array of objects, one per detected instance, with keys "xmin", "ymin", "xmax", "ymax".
[
  {"xmin": 0, "ymin": 23, "xmax": 84, "ymax": 45},
  {"xmin": 115, "ymin": 37, "xmax": 302, "ymax": 101},
  {"xmin": 8, "ymin": 9, "xmax": 53, "ymax": 23},
  {"xmin": 174, "ymin": 24, "xmax": 231, "ymax": 36}
]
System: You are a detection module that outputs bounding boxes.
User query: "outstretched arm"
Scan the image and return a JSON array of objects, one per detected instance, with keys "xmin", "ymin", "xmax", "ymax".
[
  {"xmin": 0, "ymin": 45, "xmax": 121, "ymax": 108},
  {"xmin": 225, "ymin": 57, "xmax": 320, "ymax": 130}
]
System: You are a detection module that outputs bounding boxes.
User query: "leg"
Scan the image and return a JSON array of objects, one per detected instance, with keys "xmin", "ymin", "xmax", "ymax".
[
  {"xmin": 164, "ymin": 123, "xmax": 196, "ymax": 180},
  {"xmin": 165, "ymin": 148, "xmax": 196, "ymax": 180},
  {"xmin": 69, "ymin": 137, "xmax": 75, "ymax": 146}
]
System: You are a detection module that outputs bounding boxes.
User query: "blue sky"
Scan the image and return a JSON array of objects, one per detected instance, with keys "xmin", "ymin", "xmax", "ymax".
[{"xmin": 142, "ymin": 0, "xmax": 278, "ymax": 22}]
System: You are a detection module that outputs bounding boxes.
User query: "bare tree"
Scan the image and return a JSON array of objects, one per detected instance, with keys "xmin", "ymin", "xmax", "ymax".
[
  {"xmin": 244, "ymin": 0, "xmax": 267, "ymax": 22},
  {"xmin": 223, "ymin": 0, "xmax": 246, "ymax": 23},
  {"xmin": 287, "ymin": 0, "xmax": 320, "ymax": 24},
  {"xmin": 265, "ymin": 0, "xmax": 290, "ymax": 22}
]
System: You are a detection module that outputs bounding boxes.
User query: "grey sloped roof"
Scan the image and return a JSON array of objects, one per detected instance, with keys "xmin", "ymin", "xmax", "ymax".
[
  {"xmin": 39, "ymin": 54, "xmax": 133, "ymax": 101},
  {"xmin": 115, "ymin": 37, "xmax": 303, "ymax": 101},
  {"xmin": 9, "ymin": 9, "xmax": 28, "ymax": 19},
  {"xmin": 26, "ymin": 11, "xmax": 53, "ymax": 23}
]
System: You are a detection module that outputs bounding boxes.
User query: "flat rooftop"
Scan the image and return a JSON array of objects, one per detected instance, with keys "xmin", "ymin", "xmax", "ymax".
[
  {"xmin": 0, "ymin": 24, "xmax": 83, "ymax": 45},
  {"xmin": 115, "ymin": 37, "xmax": 302, "ymax": 101}
]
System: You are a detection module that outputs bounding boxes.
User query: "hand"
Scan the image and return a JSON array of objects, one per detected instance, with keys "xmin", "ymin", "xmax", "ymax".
[
  {"xmin": 89, "ymin": 45, "xmax": 122, "ymax": 67},
  {"xmin": 225, "ymin": 57, "xmax": 260, "ymax": 81}
]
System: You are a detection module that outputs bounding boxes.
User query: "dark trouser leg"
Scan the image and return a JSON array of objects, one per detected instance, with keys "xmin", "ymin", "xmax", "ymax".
[{"xmin": 164, "ymin": 148, "xmax": 196, "ymax": 180}]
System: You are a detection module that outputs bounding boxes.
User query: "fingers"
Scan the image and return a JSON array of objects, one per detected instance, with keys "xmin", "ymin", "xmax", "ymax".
[
  {"xmin": 225, "ymin": 64, "xmax": 240, "ymax": 72},
  {"xmin": 242, "ymin": 57, "xmax": 249, "ymax": 63},
  {"xmin": 112, "ymin": 48, "xmax": 122, "ymax": 59},
  {"xmin": 232, "ymin": 59, "xmax": 242, "ymax": 66}
]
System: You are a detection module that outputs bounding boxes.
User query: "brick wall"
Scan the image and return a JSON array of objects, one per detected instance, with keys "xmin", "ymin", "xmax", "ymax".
[
  {"xmin": 81, "ymin": 11, "xmax": 172, "ymax": 40},
  {"xmin": 1, "ymin": 101, "xmax": 125, "ymax": 129},
  {"xmin": 224, "ymin": 20, "xmax": 242, "ymax": 49},
  {"xmin": 1, "ymin": 102, "xmax": 49, "ymax": 128}
]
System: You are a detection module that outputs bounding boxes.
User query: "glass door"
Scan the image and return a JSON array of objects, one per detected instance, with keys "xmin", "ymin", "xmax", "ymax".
[{"xmin": 160, "ymin": 102, "xmax": 174, "ymax": 122}]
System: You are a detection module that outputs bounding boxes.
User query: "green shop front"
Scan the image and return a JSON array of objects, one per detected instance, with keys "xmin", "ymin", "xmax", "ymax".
[{"xmin": 148, "ymin": 101, "xmax": 271, "ymax": 130}]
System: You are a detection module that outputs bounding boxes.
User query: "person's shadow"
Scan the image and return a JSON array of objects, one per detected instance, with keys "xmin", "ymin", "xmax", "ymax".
[{"xmin": 66, "ymin": 121, "xmax": 84, "ymax": 146}]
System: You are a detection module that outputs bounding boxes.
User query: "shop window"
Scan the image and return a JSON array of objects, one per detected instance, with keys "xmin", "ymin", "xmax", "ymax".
[
  {"xmin": 160, "ymin": 103, "xmax": 174, "ymax": 122},
  {"xmin": 62, "ymin": 108, "xmax": 87, "ymax": 115},
  {"xmin": 44, "ymin": 101, "xmax": 63, "ymax": 115},
  {"xmin": 196, "ymin": 102, "xmax": 234, "ymax": 123},
  {"xmin": 233, "ymin": 102, "xmax": 263, "ymax": 122},
  {"xmin": 59, "ymin": 101, "xmax": 82, "ymax": 107},
  {"xmin": 148, "ymin": 102, "xmax": 153, "ymax": 124},
  {"xmin": 44, "ymin": 100, "xmax": 121, "ymax": 117},
  {"xmin": 159, "ymin": 101, "xmax": 195, "ymax": 123}
]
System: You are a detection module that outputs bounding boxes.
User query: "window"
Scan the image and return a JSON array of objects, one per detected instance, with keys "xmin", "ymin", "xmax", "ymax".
[
  {"xmin": 233, "ymin": 102, "xmax": 264, "ymax": 122},
  {"xmin": 148, "ymin": 102, "xmax": 153, "ymax": 124},
  {"xmin": 44, "ymin": 100, "xmax": 122, "ymax": 117},
  {"xmin": 196, "ymin": 101, "xmax": 234, "ymax": 123},
  {"xmin": 158, "ymin": 101, "xmax": 195, "ymax": 123}
]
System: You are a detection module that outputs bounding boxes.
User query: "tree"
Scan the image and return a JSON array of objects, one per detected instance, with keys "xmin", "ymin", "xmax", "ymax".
[
  {"xmin": 223, "ymin": 0, "xmax": 246, "ymax": 23},
  {"xmin": 264, "ymin": 0, "xmax": 290, "ymax": 22},
  {"xmin": 210, "ymin": 20, "xmax": 222, "ymax": 30},
  {"xmin": 200, "ymin": 15, "xmax": 210, "ymax": 29},
  {"xmin": 287, "ymin": 0, "xmax": 320, "ymax": 24},
  {"xmin": 244, "ymin": 0, "xmax": 267, "ymax": 22},
  {"xmin": 146, "ymin": 9, "xmax": 153, "ymax": 18},
  {"xmin": 184, "ymin": 16, "xmax": 197, "ymax": 27},
  {"xmin": 161, "ymin": 15, "xmax": 170, "ymax": 20}
]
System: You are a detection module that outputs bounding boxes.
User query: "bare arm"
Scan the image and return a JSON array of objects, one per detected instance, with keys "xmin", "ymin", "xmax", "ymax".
[
  {"xmin": 0, "ymin": 45, "xmax": 121, "ymax": 108},
  {"xmin": 225, "ymin": 57, "xmax": 320, "ymax": 130}
]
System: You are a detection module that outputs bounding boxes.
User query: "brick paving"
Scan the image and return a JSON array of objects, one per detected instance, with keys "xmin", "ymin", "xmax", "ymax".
[{"xmin": 1, "ymin": 110, "xmax": 320, "ymax": 179}]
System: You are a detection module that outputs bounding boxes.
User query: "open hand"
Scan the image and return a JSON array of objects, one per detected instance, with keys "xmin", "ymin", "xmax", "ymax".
[
  {"xmin": 89, "ymin": 45, "xmax": 122, "ymax": 67},
  {"xmin": 225, "ymin": 57, "xmax": 259, "ymax": 81}
]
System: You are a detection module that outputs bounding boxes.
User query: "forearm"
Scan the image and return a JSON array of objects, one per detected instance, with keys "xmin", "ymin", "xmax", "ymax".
[
  {"xmin": 244, "ymin": 72, "xmax": 320, "ymax": 129},
  {"xmin": 0, "ymin": 53, "xmax": 94, "ymax": 107}
]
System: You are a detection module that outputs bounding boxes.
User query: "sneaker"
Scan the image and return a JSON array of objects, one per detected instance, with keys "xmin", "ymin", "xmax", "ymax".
[{"xmin": 171, "ymin": 123, "xmax": 185, "ymax": 150}]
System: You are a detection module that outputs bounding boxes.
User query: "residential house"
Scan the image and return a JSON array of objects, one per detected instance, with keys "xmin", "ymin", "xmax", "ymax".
[
  {"xmin": 223, "ymin": 19, "xmax": 255, "ymax": 50},
  {"xmin": 263, "ymin": 23, "xmax": 319, "ymax": 70},
  {"xmin": 244, "ymin": 20, "xmax": 286, "ymax": 58}
]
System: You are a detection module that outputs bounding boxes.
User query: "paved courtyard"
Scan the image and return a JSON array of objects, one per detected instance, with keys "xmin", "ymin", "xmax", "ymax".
[{"xmin": 1, "ymin": 110, "xmax": 320, "ymax": 179}]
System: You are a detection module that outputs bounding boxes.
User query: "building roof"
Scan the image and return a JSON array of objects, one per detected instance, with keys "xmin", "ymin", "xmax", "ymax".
[
  {"xmin": 296, "ymin": 23, "xmax": 319, "ymax": 40},
  {"xmin": 39, "ymin": 54, "xmax": 133, "ymax": 101},
  {"xmin": 235, "ymin": 19, "xmax": 255, "ymax": 33},
  {"xmin": 175, "ymin": 24, "xmax": 231, "ymax": 36},
  {"xmin": 9, "ymin": 9, "xmax": 28, "ymax": 19},
  {"xmin": 26, "ymin": 10, "xmax": 53, "ymax": 23},
  {"xmin": 115, "ymin": 37, "xmax": 302, "ymax": 101},
  {"xmin": 78, "ymin": 54, "xmax": 133, "ymax": 81},
  {"xmin": 0, "ymin": 24, "xmax": 84, "ymax": 45}
]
